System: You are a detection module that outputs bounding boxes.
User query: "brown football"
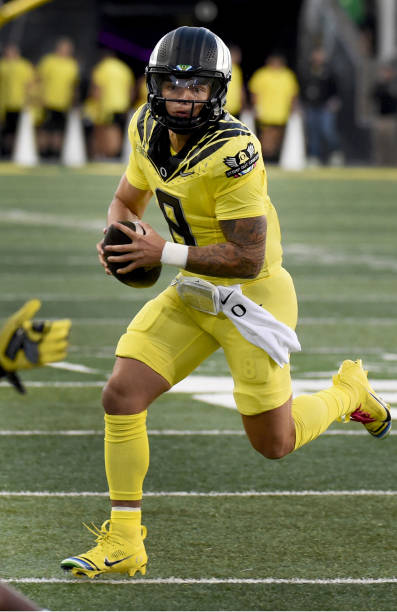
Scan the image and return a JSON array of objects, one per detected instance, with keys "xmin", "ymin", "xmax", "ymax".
[{"xmin": 103, "ymin": 221, "xmax": 162, "ymax": 288}]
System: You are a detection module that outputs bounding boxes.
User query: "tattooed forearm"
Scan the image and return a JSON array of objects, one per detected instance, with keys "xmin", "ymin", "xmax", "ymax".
[{"xmin": 185, "ymin": 216, "xmax": 266, "ymax": 278}]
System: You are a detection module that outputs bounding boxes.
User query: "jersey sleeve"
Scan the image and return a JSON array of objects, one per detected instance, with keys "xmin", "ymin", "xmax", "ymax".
[
  {"xmin": 125, "ymin": 106, "xmax": 151, "ymax": 191},
  {"xmin": 211, "ymin": 135, "xmax": 268, "ymax": 220}
]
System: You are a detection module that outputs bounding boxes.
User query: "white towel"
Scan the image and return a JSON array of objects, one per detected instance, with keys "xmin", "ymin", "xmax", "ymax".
[{"xmin": 217, "ymin": 285, "xmax": 301, "ymax": 367}]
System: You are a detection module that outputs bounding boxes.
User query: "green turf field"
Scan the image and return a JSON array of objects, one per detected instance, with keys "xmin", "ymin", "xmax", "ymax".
[{"xmin": 1, "ymin": 163, "xmax": 397, "ymax": 611}]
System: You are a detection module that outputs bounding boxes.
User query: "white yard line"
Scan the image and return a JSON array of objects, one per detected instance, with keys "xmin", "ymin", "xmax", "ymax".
[
  {"xmin": 0, "ymin": 292, "xmax": 142, "ymax": 303},
  {"xmin": 299, "ymin": 317, "xmax": 397, "ymax": 325},
  {"xmin": 0, "ymin": 430, "xmax": 104, "ymax": 436},
  {"xmin": 284, "ymin": 244, "xmax": 397, "ymax": 272},
  {"xmin": 1, "ymin": 375, "xmax": 396, "ymax": 415},
  {"xmin": 3, "ymin": 576, "xmax": 397, "ymax": 585},
  {"xmin": 2, "ymin": 315, "xmax": 395, "ymax": 326},
  {"xmin": 0, "ymin": 429, "xmax": 394, "ymax": 436},
  {"xmin": 0, "ymin": 209, "xmax": 102, "ymax": 231},
  {"xmin": 3, "ymin": 377, "xmax": 395, "ymax": 392},
  {"xmin": 2, "ymin": 490, "xmax": 397, "ymax": 497},
  {"xmin": 47, "ymin": 362, "xmax": 99, "ymax": 374},
  {"xmin": 0, "ymin": 381, "xmax": 106, "ymax": 387},
  {"xmin": 2, "ymin": 294, "xmax": 397, "ymax": 303}
]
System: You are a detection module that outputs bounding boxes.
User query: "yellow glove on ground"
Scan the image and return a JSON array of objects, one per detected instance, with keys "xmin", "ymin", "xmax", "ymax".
[{"xmin": 0, "ymin": 299, "xmax": 71, "ymax": 393}]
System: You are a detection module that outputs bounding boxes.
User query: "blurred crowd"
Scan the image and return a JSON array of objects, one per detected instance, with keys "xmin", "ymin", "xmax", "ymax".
[{"xmin": 1, "ymin": 35, "xmax": 397, "ymax": 166}]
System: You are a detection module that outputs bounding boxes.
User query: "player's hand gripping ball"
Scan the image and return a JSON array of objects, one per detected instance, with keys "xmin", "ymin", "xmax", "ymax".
[{"xmin": 103, "ymin": 221, "xmax": 162, "ymax": 288}]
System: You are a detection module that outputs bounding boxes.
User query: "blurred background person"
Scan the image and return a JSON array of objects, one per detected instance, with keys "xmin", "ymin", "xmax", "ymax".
[
  {"xmin": 248, "ymin": 52, "xmax": 299, "ymax": 163},
  {"xmin": 371, "ymin": 60, "xmax": 397, "ymax": 166},
  {"xmin": 299, "ymin": 45, "xmax": 344, "ymax": 166},
  {"xmin": 36, "ymin": 37, "xmax": 79, "ymax": 161},
  {"xmin": 132, "ymin": 73, "xmax": 148, "ymax": 112},
  {"xmin": 0, "ymin": 43, "xmax": 35, "ymax": 159},
  {"xmin": 224, "ymin": 44, "xmax": 246, "ymax": 119},
  {"xmin": 87, "ymin": 48, "xmax": 135, "ymax": 160}
]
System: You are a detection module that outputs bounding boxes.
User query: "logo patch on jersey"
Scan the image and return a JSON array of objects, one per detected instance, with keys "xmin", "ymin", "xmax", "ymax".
[
  {"xmin": 223, "ymin": 142, "xmax": 259, "ymax": 178},
  {"xmin": 176, "ymin": 64, "xmax": 193, "ymax": 71},
  {"xmin": 135, "ymin": 144, "xmax": 148, "ymax": 158}
]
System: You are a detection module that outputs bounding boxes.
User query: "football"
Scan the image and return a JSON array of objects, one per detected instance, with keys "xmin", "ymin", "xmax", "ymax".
[{"xmin": 103, "ymin": 221, "xmax": 162, "ymax": 288}]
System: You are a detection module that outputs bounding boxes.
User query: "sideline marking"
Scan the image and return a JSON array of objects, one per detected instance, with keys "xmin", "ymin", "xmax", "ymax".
[
  {"xmin": 2, "ymin": 490, "xmax": 397, "ymax": 497},
  {"xmin": 4, "ymin": 576, "xmax": 397, "ymax": 585}
]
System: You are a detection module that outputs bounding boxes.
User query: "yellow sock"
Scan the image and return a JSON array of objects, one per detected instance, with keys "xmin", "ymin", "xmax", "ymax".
[
  {"xmin": 105, "ymin": 412, "xmax": 149, "ymax": 501},
  {"xmin": 110, "ymin": 508, "xmax": 142, "ymax": 540},
  {"xmin": 292, "ymin": 386, "xmax": 353, "ymax": 451}
]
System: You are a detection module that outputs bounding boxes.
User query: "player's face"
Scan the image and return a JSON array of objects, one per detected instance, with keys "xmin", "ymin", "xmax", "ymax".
[{"xmin": 161, "ymin": 76, "xmax": 211, "ymax": 118}]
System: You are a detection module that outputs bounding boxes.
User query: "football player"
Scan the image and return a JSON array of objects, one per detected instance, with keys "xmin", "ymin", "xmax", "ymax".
[
  {"xmin": 0, "ymin": 299, "xmax": 71, "ymax": 393},
  {"xmin": 61, "ymin": 26, "xmax": 391, "ymax": 579}
]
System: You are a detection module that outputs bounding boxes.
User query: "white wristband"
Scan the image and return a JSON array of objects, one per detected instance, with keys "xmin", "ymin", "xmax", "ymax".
[{"xmin": 160, "ymin": 241, "xmax": 189, "ymax": 268}]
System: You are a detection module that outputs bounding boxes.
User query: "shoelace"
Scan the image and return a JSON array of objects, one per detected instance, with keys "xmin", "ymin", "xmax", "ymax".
[
  {"xmin": 82, "ymin": 520, "xmax": 113, "ymax": 548},
  {"xmin": 82, "ymin": 519, "xmax": 147, "ymax": 547}
]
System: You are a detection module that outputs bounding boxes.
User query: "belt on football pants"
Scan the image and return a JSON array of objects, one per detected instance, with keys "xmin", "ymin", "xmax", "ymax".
[{"xmin": 172, "ymin": 276, "xmax": 301, "ymax": 367}]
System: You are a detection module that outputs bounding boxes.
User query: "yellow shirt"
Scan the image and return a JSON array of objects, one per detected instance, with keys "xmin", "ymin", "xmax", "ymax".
[
  {"xmin": 37, "ymin": 54, "xmax": 78, "ymax": 111},
  {"xmin": 0, "ymin": 57, "xmax": 34, "ymax": 111},
  {"xmin": 125, "ymin": 105, "xmax": 283, "ymax": 286},
  {"xmin": 133, "ymin": 77, "xmax": 148, "ymax": 111},
  {"xmin": 225, "ymin": 63, "xmax": 243, "ymax": 116},
  {"xmin": 248, "ymin": 66, "xmax": 299, "ymax": 125},
  {"xmin": 92, "ymin": 57, "xmax": 134, "ymax": 122}
]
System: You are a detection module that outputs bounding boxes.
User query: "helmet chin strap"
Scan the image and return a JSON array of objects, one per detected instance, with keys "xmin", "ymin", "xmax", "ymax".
[
  {"xmin": 149, "ymin": 87, "xmax": 224, "ymax": 133},
  {"xmin": 162, "ymin": 98, "xmax": 212, "ymax": 133}
]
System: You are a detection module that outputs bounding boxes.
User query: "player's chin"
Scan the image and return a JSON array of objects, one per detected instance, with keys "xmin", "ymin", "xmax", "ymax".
[{"xmin": 172, "ymin": 111, "xmax": 191, "ymax": 119}]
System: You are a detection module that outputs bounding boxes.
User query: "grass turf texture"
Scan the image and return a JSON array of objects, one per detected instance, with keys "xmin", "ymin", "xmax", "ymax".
[{"xmin": 0, "ymin": 164, "xmax": 396, "ymax": 610}]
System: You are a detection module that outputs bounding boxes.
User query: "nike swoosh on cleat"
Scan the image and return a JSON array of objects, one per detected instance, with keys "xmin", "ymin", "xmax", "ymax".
[
  {"xmin": 104, "ymin": 554, "xmax": 134, "ymax": 567},
  {"xmin": 368, "ymin": 391, "xmax": 389, "ymax": 411}
]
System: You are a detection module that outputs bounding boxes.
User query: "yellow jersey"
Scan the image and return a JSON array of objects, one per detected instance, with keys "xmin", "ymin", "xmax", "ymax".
[
  {"xmin": 125, "ymin": 105, "xmax": 283, "ymax": 286},
  {"xmin": 225, "ymin": 62, "xmax": 243, "ymax": 116},
  {"xmin": 92, "ymin": 57, "xmax": 134, "ymax": 122},
  {"xmin": 133, "ymin": 76, "xmax": 148, "ymax": 111},
  {"xmin": 0, "ymin": 57, "xmax": 34, "ymax": 112},
  {"xmin": 37, "ymin": 53, "xmax": 78, "ymax": 111},
  {"xmin": 248, "ymin": 66, "xmax": 299, "ymax": 125}
]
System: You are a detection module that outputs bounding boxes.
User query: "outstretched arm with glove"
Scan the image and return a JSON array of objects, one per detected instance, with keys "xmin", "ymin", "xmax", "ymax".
[{"xmin": 0, "ymin": 299, "xmax": 71, "ymax": 393}]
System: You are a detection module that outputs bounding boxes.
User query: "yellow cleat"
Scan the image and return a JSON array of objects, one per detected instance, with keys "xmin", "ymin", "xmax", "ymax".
[
  {"xmin": 61, "ymin": 520, "xmax": 147, "ymax": 578},
  {"xmin": 333, "ymin": 359, "xmax": 392, "ymax": 439}
]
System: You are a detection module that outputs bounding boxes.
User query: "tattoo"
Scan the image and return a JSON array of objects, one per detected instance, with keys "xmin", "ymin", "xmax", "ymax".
[{"xmin": 185, "ymin": 216, "xmax": 266, "ymax": 278}]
